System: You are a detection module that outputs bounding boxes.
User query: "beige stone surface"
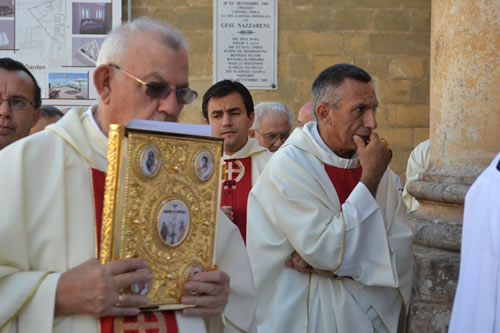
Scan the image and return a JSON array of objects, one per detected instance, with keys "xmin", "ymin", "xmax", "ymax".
[
  {"xmin": 343, "ymin": 34, "xmax": 367, "ymax": 56},
  {"xmin": 379, "ymin": 79, "xmax": 413, "ymax": 103},
  {"xmin": 389, "ymin": 57, "xmax": 426, "ymax": 79},
  {"xmin": 413, "ymin": 127, "xmax": 430, "ymax": 145},
  {"xmin": 332, "ymin": 9, "xmax": 372, "ymax": 31},
  {"xmin": 387, "ymin": 104, "xmax": 429, "ymax": 127},
  {"xmin": 374, "ymin": 9, "xmax": 411, "ymax": 31},
  {"xmin": 430, "ymin": 0, "xmax": 500, "ymax": 173},
  {"xmin": 122, "ymin": 0, "xmax": 432, "ymax": 181},
  {"xmin": 370, "ymin": 33, "xmax": 429, "ymax": 56},
  {"xmin": 291, "ymin": 32, "xmax": 343, "ymax": 55}
]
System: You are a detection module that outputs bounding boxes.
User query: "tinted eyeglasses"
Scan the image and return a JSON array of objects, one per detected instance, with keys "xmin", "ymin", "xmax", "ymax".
[
  {"xmin": 109, "ymin": 64, "xmax": 198, "ymax": 105},
  {"xmin": 255, "ymin": 130, "xmax": 291, "ymax": 145},
  {"xmin": 0, "ymin": 96, "xmax": 36, "ymax": 111}
]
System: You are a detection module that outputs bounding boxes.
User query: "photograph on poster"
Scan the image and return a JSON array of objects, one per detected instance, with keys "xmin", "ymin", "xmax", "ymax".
[
  {"xmin": 72, "ymin": 2, "xmax": 112, "ymax": 35},
  {"xmin": 48, "ymin": 73, "xmax": 89, "ymax": 99},
  {"xmin": 0, "ymin": 20, "xmax": 14, "ymax": 50},
  {"xmin": 0, "ymin": 0, "xmax": 14, "ymax": 17},
  {"xmin": 72, "ymin": 37, "xmax": 104, "ymax": 66}
]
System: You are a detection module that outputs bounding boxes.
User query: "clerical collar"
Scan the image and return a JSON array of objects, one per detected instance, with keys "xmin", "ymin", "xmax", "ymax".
[
  {"xmin": 311, "ymin": 124, "xmax": 336, "ymax": 156},
  {"xmin": 85, "ymin": 106, "xmax": 107, "ymax": 140},
  {"xmin": 223, "ymin": 137, "xmax": 254, "ymax": 160},
  {"xmin": 310, "ymin": 123, "xmax": 359, "ymax": 162}
]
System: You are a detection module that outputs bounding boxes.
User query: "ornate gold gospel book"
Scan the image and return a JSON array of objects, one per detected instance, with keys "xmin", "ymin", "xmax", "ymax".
[{"xmin": 100, "ymin": 120, "xmax": 223, "ymax": 310}]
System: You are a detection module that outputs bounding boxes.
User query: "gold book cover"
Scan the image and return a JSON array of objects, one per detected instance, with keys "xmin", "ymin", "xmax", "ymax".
[{"xmin": 100, "ymin": 121, "xmax": 223, "ymax": 310}]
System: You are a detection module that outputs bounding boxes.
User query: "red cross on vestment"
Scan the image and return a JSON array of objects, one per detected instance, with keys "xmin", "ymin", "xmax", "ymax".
[{"xmin": 221, "ymin": 157, "xmax": 252, "ymax": 242}]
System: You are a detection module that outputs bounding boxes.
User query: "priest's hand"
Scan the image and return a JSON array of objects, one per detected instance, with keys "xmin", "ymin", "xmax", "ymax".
[
  {"xmin": 285, "ymin": 251, "xmax": 333, "ymax": 278},
  {"xmin": 181, "ymin": 270, "xmax": 230, "ymax": 317},
  {"xmin": 354, "ymin": 132, "xmax": 392, "ymax": 197},
  {"xmin": 54, "ymin": 258, "xmax": 151, "ymax": 317},
  {"xmin": 221, "ymin": 206, "xmax": 234, "ymax": 221}
]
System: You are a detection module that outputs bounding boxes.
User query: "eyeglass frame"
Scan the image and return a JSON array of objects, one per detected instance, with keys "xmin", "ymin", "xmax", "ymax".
[
  {"xmin": 255, "ymin": 129, "xmax": 291, "ymax": 145},
  {"xmin": 0, "ymin": 96, "xmax": 36, "ymax": 111},
  {"xmin": 108, "ymin": 64, "xmax": 198, "ymax": 105}
]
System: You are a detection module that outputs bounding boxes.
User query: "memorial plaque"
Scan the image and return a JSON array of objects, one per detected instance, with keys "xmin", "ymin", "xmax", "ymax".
[{"xmin": 214, "ymin": 0, "xmax": 278, "ymax": 89}]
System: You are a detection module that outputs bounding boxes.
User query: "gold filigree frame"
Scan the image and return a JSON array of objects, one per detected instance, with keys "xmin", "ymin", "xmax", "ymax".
[{"xmin": 101, "ymin": 126, "xmax": 223, "ymax": 310}]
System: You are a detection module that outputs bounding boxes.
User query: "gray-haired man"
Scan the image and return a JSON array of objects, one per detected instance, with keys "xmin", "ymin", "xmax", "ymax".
[{"xmin": 0, "ymin": 18, "xmax": 256, "ymax": 333}]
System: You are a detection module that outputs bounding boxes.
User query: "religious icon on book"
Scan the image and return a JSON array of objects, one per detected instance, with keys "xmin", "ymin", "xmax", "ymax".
[
  {"xmin": 193, "ymin": 150, "xmax": 214, "ymax": 181},
  {"xmin": 137, "ymin": 144, "xmax": 161, "ymax": 178},
  {"xmin": 156, "ymin": 199, "xmax": 190, "ymax": 247}
]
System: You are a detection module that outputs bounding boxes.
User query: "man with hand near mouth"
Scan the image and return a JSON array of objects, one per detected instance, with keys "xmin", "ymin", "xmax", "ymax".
[
  {"xmin": 247, "ymin": 64, "xmax": 413, "ymax": 333},
  {"xmin": 0, "ymin": 58, "xmax": 41, "ymax": 150},
  {"xmin": 202, "ymin": 80, "xmax": 271, "ymax": 242}
]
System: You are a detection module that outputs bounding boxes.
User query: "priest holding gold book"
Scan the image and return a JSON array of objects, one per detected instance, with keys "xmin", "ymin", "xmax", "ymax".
[{"xmin": 0, "ymin": 18, "xmax": 256, "ymax": 333}]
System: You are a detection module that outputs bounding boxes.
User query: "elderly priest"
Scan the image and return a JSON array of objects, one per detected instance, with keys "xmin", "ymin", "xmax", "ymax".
[{"xmin": 0, "ymin": 18, "xmax": 256, "ymax": 333}]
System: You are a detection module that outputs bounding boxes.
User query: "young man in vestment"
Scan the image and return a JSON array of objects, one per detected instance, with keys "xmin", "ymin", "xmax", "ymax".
[
  {"xmin": 249, "ymin": 102, "xmax": 293, "ymax": 152},
  {"xmin": 246, "ymin": 64, "xmax": 414, "ymax": 332},
  {"xmin": 0, "ymin": 19, "xmax": 256, "ymax": 333},
  {"xmin": 202, "ymin": 80, "xmax": 272, "ymax": 242}
]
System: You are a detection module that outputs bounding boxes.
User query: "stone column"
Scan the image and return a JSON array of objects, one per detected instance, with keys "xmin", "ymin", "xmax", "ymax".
[{"xmin": 407, "ymin": 0, "xmax": 499, "ymax": 332}]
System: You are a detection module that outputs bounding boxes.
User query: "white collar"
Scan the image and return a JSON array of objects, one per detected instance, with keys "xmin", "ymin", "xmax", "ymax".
[
  {"xmin": 310, "ymin": 123, "xmax": 337, "ymax": 156},
  {"xmin": 84, "ymin": 105, "xmax": 108, "ymax": 140}
]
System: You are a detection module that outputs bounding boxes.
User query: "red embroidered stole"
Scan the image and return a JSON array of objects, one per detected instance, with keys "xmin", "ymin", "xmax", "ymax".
[
  {"xmin": 221, "ymin": 156, "xmax": 252, "ymax": 242},
  {"xmin": 323, "ymin": 164, "xmax": 362, "ymax": 205},
  {"xmin": 91, "ymin": 169, "xmax": 178, "ymax": 333}
]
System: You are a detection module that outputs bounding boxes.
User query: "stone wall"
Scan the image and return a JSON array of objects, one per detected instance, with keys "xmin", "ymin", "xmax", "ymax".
[{"xmin": 121, "ymin": 0, "xmax": 431, "ymax": 180}]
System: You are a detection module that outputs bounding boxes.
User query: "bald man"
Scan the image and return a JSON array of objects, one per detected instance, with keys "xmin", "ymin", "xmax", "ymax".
[{"xmin": 297, "ymin": 101, "xmax": 314, "ymax": 127}]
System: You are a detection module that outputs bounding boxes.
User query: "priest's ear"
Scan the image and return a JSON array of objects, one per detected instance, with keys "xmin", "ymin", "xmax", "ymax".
[
  {"xmin": 249, "ymin": 129, "xmax": 256, "ymax": 138},
  {"xmin": 93, "ymin": 64, "xmax": 113, "ymax": 104},
  {"xmin": 316, "ymin": 104, "xmax": 332, "ymax": 124}
]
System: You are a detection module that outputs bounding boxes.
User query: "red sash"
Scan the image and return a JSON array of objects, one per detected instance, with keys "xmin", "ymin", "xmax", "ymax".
[
  {"xmin": 91, "ymin": 169, "xmax": 178, "ymax": 333},
  {"xmin": 221, "ymin": 157, "xmax": 252, "ymax": 242},
  {"xmin": 323, "ymin": 164, "xmax": 362, "ymax": 206}
]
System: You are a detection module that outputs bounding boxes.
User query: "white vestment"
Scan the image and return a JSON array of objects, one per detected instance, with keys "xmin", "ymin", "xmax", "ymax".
[
  {"xmin": 247, "ymin": 122, "xmax": 414, "ymax": 333},
  {"xmin": 0, "ymin": 107, "xmax": 256, "ymax": 333},
  {"xmin": 222, "ymin": 137, "xmax": 272, "ymax": 186},
  {"xmin": 449, "ymin": 152, "xmax": 500, "ymax": 333},
  {"xmin": 402, "ymin": 139, "xmax": 430, "ymax": 211}
]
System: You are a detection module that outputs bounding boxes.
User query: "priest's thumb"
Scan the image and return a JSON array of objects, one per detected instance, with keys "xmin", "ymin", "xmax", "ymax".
[{"xmin": 353, "ymin": 135, "xmax": 365, "ymax": 150}]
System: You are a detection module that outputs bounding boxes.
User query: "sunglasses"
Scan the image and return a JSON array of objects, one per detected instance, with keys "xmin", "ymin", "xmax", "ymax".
[
  {"xmin": 255, "ymin": 129, "xmax": 291, "ymax": 145},
  {"xmin": 109, "ymin": 64, "xmax": 198, "ymax": 105}
]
